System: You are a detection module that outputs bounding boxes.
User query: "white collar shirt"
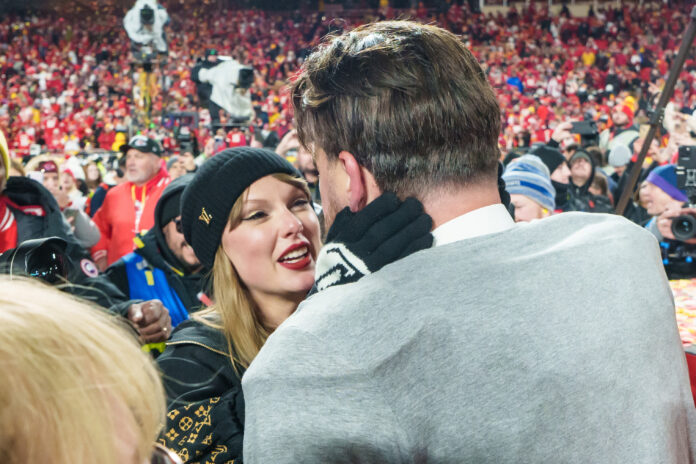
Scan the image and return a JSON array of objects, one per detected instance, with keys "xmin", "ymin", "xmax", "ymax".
[{"xmin": 431, "ymin": 203, "xmax": 516, "ymax": 247}]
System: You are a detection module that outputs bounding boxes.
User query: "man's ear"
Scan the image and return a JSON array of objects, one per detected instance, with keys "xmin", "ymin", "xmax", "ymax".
[{"xmin": 338, "ymin": 151, "xmax": 381, "ymax": 212}]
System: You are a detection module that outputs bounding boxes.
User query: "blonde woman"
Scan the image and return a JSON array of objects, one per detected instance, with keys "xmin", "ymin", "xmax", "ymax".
[
  {"xmin": 157, "ymin": 147, "xmax": 432, "ymax": 463},
  {"xmin": 157, "ymin": 147, "xmax": 321, "ymax": 464},
  {"xmin": 0, "ymin": 276, "xmax": 176, "ymax": 464}
]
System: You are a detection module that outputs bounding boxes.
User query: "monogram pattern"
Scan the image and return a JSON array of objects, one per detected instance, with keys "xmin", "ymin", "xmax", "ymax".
[{"xmin": 159, "ymin": 397, "xmax": 236, "ymax": 464}]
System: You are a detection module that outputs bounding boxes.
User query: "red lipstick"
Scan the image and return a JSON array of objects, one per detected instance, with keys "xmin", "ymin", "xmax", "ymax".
[{"xmin": 277, "ymin": 242, "xmax": 312, "ymax": 270}]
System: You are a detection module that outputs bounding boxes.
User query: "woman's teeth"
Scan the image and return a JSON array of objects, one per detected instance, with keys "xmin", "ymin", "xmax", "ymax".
[{"xmin": 280, "ymin": 246, "xmax": 308, "ymax": 263}]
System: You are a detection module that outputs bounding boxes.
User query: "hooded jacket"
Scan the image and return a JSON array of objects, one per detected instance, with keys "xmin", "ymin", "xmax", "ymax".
[
  {"xmin": 1, "ymin": 177, "xmax": 131, "ymax": 315},
  {"xmin": 564, "ymin": 151, "xmax": 614, "ymax": 213},
  {"xmin": 105, "ymin": 174, "xmax": 206, "ymax": 319}
]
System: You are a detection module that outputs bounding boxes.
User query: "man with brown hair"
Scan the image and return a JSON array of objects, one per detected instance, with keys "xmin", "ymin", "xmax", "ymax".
[{"xmin": 243, "ymin": 21, "xmax": 696, "ymax": 463}]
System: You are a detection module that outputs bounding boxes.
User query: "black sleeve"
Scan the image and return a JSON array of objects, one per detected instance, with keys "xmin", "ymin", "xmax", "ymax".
[
  {"xmin": 157, "ymin": 343, "xmax": 244, "ymax": 463},
  {"xmin": 89, "ymin": 187, "xmax": 108, "ymax": 217},
  {"xmin": 60, "ymin": 242, "xmax": 134, "ymax": 317},
  {"xmin": 104, "ymin": 260, "xmax": 131, "ymax": 298},
  {"xmin": 157, "ymin": 342, "xmax": 237, "ymax": 405},
  {"xmin": 546, "ymin": 138, "xmax": 560, "ymax": 149}
]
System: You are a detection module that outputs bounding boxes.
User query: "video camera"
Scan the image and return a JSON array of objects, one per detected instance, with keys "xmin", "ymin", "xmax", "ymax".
[
  {"xmin": 140, "ymin": 4, "xmax": 155, "ymax": 26},
  {"xmin": 672, "ymin": 146, "xmax": 696, "ymax": 241},
  {"xmin": 570, "ymin": 120, "xmax": 599, "ymax": 147},
  {"xmin": 0, "ymin": 237, "xmax": 68, "ymax": 284}
]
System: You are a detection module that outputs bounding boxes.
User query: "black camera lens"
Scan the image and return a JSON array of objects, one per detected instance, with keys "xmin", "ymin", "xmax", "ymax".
[
  {"xmin": 671, "ymin": 214, "xmax": 696, "ymax": 241},
  {"xmin": 140, "ymin": 6, "xmax": 155, "ymax": 25},
  {"xmin": 237, "ymin": 67, "xmax": 254, "ymax": 89},
  {"xmin": 26, "ymin": 247, "xmax": 67, "ymax": 284}
]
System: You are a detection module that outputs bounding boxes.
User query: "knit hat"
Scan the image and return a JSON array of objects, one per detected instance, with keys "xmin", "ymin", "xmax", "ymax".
[
  {"xmin": 608, "ymin": 144, "xmax": 632, "ymax": 167},
  {"xmin": 0, "ymin": 128, "xmax": 9, "ymax": 180},
  {"xmin": 531, "ymin": 145, "xmax": 565, "ymax": 175},
  {"xmin": 569, "ymin": 149, "xmax": 593, "ymax": 166},
  {"xmin": 120, "ymin": 135, "xmax": 164, "ymax": 157},
  {"xmin": 180, "ymin": 147, "xmax": 301, "ymax": 269},
  {"xmin": 166, "ymin": 156, "xmax": 180, "ymax": 171},
  {"xmin": 503, "ymin": 154, "xmax": 556, "ymax": 211},
  {"xmin": 645, "ymin": 164, "xmax": 688, "ymax": 203},
  {"xmin": 616, "ymin": 104, "xmax": 634, "ymax": 126}
]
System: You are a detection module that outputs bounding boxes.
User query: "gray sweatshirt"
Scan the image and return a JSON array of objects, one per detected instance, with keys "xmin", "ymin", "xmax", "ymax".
[{"xmin": 243, "ymin": 212, "xmax": 696, "ymax": 463}]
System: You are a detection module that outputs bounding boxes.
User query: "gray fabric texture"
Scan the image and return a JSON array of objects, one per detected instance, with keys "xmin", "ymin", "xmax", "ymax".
[{"xmin": 243, "ymin": 212, "xmax": 696, "ymax": 464}]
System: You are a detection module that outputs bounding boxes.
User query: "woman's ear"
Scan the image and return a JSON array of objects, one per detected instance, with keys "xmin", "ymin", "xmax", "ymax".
[{"xmin": 338, "ymin": 151, "xmax": 381, "ymax": 212}]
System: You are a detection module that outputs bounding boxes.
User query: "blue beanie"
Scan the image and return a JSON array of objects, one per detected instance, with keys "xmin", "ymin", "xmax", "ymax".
[
  {"xmin": 503, "ymin": 155, "xmax": 556, "ymax": 211},
  {"xmin": 645, "ymin": 164, "xmax": 688, "ymax": 203}
]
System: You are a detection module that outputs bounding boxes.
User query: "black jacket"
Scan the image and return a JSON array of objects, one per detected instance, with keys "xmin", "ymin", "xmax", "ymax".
[
  {"xmin": 564, "ymin": 156, "xmax": 614, "ymax": 214},
  {"xmin": 157, "ymin": 319, "xmax": 245, "ymax": 463},
  {"xmin": 105, "ymin": 174, "xmax": 206, "ymax": 315},
  {"xmin": 2, "ymin": 176, "xmax": 131, "ymax": 315}
]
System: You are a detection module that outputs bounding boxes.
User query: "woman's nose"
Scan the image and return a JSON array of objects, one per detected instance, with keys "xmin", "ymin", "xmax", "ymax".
[{"xmin": 280, "ymin": 209, "xmax": 303, "ymax": 236}]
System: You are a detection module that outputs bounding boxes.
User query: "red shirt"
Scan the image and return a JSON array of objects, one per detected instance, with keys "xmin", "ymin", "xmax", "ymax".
[{"xmin": 91, "ymin": 167, "xmax": 170, "ymax": 266}]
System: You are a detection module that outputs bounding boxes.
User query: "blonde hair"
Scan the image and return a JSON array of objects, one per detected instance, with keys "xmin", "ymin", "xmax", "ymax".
[
  {"xmin": 194, "ymin": 173, "xmax": 311, "ymax": 372},
  {"xmin": 0, "ymin": 277, "xmax": 166, "ymax": 464}
]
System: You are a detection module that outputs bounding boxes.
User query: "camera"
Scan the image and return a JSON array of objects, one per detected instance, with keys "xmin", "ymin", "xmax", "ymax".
[
  {"xmin": 0, "ymin": 237, "xmax": 69, "ymax": 284},
  {"xmin": 570, "ymin": 120, "xmax": 599, "ymax": 147},
  {"xmin": 672, "ymin": 146, "xmax": 696, "ymax": 241},
  {"xmin": 140, "ymin": 4, "xmax": 155, "ymax": 26},
  {"xmin": 237, "ymin": 67, "xmax": 254, "ymax": 89}
]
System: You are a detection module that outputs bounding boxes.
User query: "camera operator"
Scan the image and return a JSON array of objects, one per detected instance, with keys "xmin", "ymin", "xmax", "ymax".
[
  {"xmin": 652, "ymin": 150, "xmax": 696, "ymax": 279},
  {"xmin": 0, "ymin": 130, "xmax": 172, "ymax": 342},
  {"xmin": 192, "ymin": 49, "xmax": 219, "ymax": 109},
  {"xmin": 194, "ymin": 57, "xmax": 254, "ymax": 127},
  {"xmin": 123, "ymin": 0, "xmax": 169, "ymax": 57}
]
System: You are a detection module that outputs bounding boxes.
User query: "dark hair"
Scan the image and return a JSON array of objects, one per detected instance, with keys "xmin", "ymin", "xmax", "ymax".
[
  {"xmin": 291, "ymin": 21, "xmax": 501, "ymax": 198},
  {"xmin": 591, "ymin": 172, "xmax": 609, "ymax": 197},
  {"xmin": 585, "ymin": 146, "xmax": 605, "ymax": 168}
]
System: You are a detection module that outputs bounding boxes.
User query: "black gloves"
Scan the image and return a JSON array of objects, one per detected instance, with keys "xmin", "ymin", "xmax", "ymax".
[
  {"xmin": 497, "ymin": 161, "xmax": 511, "ymax": 210},
  {"xmin": 314, "ymin": 193, "xmax": 433, "ymax": 292}
]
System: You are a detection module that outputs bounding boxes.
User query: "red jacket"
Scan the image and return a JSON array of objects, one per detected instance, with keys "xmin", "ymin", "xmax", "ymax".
[{"xmin": 91, "ymin": 167, "xmax": 170, "ymax": 266}]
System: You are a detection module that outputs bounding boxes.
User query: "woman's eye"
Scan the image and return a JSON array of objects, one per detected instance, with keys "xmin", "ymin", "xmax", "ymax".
[
  {"xmin": 243, "ymin": 211, "xmax": 266, "ymax": 221},
  {"xmin": 292, "ymin": 198, "xmax": 309, "ymax": 208}
]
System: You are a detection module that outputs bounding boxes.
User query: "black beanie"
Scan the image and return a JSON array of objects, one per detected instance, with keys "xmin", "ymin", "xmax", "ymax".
[
  {"xmin": 159, "ymin": 190, "xmax": 183, "ymax": 226},
  {"xmin": 180, "ymin": 147, "xmax": 301, "ymax": 269},
  {"xmin": 155, "ymin": 174, "xmax": 194, "ymax": 229},
  {"xmin": 531, "ymin": 145, "xmax": 566, "ymax": 175}
]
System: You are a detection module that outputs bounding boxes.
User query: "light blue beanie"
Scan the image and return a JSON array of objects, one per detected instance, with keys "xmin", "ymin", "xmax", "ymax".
[{"xmin": 503, "ymin": 154, "xmax": 556, "ymax": 211}]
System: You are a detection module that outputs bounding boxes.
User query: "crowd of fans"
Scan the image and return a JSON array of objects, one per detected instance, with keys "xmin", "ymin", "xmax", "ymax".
[
  {"xmin": 3, "ymin": 1, "xmax": 696, "ymax": 463},
  {"xmin": 0, "ymin": 2, "xmax": 693, "ymax": 158}
]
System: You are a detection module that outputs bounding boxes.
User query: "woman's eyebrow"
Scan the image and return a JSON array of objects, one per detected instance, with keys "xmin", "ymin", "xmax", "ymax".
[{"xmin": 244, "ymin": 198, "xmax": 269, "ymax": 206}]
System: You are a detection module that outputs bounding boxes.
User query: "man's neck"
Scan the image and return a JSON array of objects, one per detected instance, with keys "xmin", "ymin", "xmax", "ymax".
[{"xmin": 420, "ymin": 183, "xmax": 502, "ymax": 229}]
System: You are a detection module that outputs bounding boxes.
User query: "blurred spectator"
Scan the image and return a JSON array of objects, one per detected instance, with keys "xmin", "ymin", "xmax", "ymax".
[
  {"xmin": 83, "ymin": 160, "xmax": 103, "ymax": 194},
  {"xmin": 532, "ymin": 145, "xmax": 571, "ymax": 210},
  {"xmin": 0, "ymin": 276, "xmax": 169, "ymax": 464},
  {"xmin": 503, "ymin": 154, "xmax": 555, "ymax": 222},
  {"xmin": 566, "ymin": 149, "xmax": 614, "ymax": 213},
  {"xmin": 0, "ymin": 130, "xmax": 134, "ymax": 315},
  {"xmin": 643, "ymin": 164, "xmax": 688, "ymax": 237},
  {"xmin": 91, "ymin": 135, "xmax": 169, "ymax": 270},
  {"xmin": 166, "ymin": 155, "xmax": 186, "ymax": 180},
  {"xmin": 106, "ymin": 174, "xmax": 205, "ymax": 331},
  {"xmin": 38, "ymin": 160, "xmax": 100, "ymax": 249},
  {"xmin": 88, "ymin": 155, "xmax": 126, "ymax": 217}
]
